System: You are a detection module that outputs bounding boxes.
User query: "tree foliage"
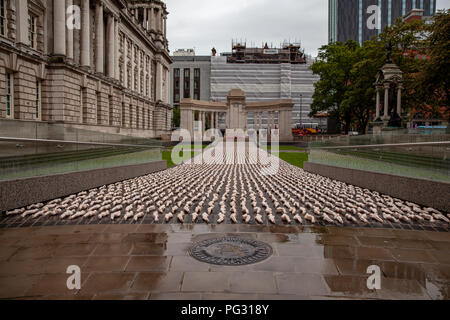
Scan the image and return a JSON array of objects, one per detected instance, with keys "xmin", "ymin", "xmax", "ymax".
[{"xmin": 310, "ymin": 10, "xmax": 449, "ymax": 134}]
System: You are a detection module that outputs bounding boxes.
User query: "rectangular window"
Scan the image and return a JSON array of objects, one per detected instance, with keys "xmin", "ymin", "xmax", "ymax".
[
  {"xmin": 0, "ymin": 0, "xmax": 6, "ymax": 37},
  {"xmin": 28, "ymin": 14, "xmax": 37, "ymax": 49},
  {"xmin": 35, "ymin": 80, "xmax": 41, "ymax": 119},
  {"xmin": 136, "ymin": 106, "xmax": 140, "ymax": 129},
  {"xmin": 81, "ymin": 87, "xmax": 88, "ymax": 124},
  {"xmin": 96, "ymin": 92, "xmax": 101, "ymax": 124},
  {"xmin": 173, "ymin": 68, "xmax": 180, "ymax": 103},
  {"xmin": 121, "ymin": 102, "xmax": 126, "ymax": 127},
  {"xmin": 194, "ymin": 68, "xmax": 200, "ymax": 100},
  {"xmin": 5, "ymin": 72, "xmax": 13, "ymax": 118},
  {"xmin": 108, "ymin": 95, "xmax": 114, "ymax": 126},
  {"xmin": 152, "ymin": 60, "xmax": 157, "ymax": 101},
  {"xmin": 183, "ymin": 68, "xmax": 190, "ymax": 99}
]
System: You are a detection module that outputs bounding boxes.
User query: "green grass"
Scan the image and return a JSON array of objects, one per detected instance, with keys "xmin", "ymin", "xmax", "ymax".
[
  {"xmin": 162, "ymin": 150, "xmax": 201, "ymax": 167},
  {"xmin": 274, "ymin": 152, "xmax": 309, "ymax": 168}
]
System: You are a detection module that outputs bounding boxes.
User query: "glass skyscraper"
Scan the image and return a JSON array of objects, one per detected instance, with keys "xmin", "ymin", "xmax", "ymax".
[{"xmin": 328, "ymin": 0, "xmax": 437, "ymax": 44}]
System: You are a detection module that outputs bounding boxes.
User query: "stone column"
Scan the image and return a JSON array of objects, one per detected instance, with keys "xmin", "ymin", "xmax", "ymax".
[
  {"xmin": 124, "ymin": 37, "xmax": 128, "ymax": 87},
  {"xmin": 115, "ymin": 17, "xmax": 120, "ymax": 80},
  {"xmin": 383, "ymin": 83, "xmax": 390, "ymax": 120},
  {"xmin": 375, "ymin": 86, "xmax": 381, "ymax": 119},
  {"xmin": 258, "ymin": 112, "xmax": 262, "ymax": 129},
  {"xmin": 163, "ymin": 16, "xmax": 167, "ymax": 39},
  {"xmin": 106, "ymin": 13, "xmax": 115, "ymax": 78},
  {"xmin": 216, "ymin": 112, "xmax": 219, "ymax": 129},
  {"xmin": 157, "ymin": 8, "xmax": 162, "ymax": 33},
  {"xmin": 155, "ymin": 62, "xmax": 162, "ymax": 101},
  {"xmin": 54, "ymin": 0, "xmax": 66, "ymax": 56},
  {"xmin": 279, "ymin": 109, "xmax": 293, "ymax": 141},
  {"xmin": 143, "ymin": 7, "xmax": 148, "ymax": 29},
  {"xmin": 81, "ymin": 0, "xmax": 91, "ymax": 67},
  {"xmin": 95, "ymin": 1, "xmax": 104, "ymax": 74},
  {"xmin": 268, "ymin": 111, "xmax": 273, "ymax": 129},
  {"xmin": 66, "ymin": 0, "xmax": 74, "ymax": 60},
  {"xmin": 136, "ymin": 49, "xmax": 141, "ymax": 93},
  {"xmin": 210, "ymin": 112, "xmax": 214, "ymax": 129},
  {"xmin": 16, "ymin": 0, "xmax": 29, "ymax": 45},
  {"xmin": 397, "ymin": 85, "xmax": 403, "ymax": 116},
  {"xmin": 201, "ymin": 111, "xmax": 206, "ymax": 133},
  {"xmin": 150, "ymin": 6, "xmax": 155, "ymax": 30},
  {"xmin": 145, "ymin": 9, "xmax": 149, "ymax": 31},
  {"xmin": 131, "ymin": 44, "xmax": 135, "ymax": 90}
]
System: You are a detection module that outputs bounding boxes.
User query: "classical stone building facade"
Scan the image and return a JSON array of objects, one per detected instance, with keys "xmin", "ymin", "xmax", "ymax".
[{"xmin": 0, "ymin": 0, "xmax": 172, "ymax": 138}]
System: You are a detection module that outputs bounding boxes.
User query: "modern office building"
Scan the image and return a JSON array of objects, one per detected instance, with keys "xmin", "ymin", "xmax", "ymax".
[
  {"xmin": 170, "ymin": 43, "xmax": 320, "ymax": 129},
  {"xmin": 328, "ymin": 0, "xmax": 437, "ymax": 44},
  {"xmin": 0, "ymin": 0, "xmax": 172, "ymax": 139}
]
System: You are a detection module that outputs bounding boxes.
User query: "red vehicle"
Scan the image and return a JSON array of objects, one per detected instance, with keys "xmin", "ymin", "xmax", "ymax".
[{"xmin": 292, "ymin": 124, "xmax": 318, "ymax": 136}]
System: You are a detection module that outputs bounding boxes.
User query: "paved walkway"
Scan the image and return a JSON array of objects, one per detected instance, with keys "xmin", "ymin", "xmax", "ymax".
[{"xmin": 0, "ymin": 224, "xmax": 448, "ymax": 300}]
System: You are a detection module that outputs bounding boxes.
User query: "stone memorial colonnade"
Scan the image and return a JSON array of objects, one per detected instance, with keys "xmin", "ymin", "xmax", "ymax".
[{"xmin": 180, "ymin": 89, "xmax": 294, "ymax": 141}]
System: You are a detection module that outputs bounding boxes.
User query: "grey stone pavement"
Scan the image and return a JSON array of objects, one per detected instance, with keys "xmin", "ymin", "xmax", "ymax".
[{"xmin": 0, "ymin": 224, "xmax": 448, "ymax": 300}]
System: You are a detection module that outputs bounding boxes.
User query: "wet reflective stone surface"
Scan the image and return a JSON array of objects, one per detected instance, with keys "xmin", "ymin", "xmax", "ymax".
[{"xmin": 0, "ymin": 224, "xmax": 448, "ymax": 300}]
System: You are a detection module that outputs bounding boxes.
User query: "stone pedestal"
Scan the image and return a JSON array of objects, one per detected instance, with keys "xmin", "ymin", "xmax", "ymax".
[{"xmin": 372, "ymin": 121, "xmax": 385, "ymax": 135}]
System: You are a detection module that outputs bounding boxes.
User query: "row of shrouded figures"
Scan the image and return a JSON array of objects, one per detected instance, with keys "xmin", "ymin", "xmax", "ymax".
[{"xmin": 3, "ymin": 147, "xmax": 450, "ymax": 227}]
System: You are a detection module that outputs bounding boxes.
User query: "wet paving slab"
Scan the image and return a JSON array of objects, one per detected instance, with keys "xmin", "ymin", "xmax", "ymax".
[{"xmin": 0, "ymin": 224, "xmax": 448, "ymax": 300}]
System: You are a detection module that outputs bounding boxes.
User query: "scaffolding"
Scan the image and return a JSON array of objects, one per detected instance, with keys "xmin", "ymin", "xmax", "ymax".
[{"xmin": 228, "ymin": 40, "xmax": 307, "ymax": 64}]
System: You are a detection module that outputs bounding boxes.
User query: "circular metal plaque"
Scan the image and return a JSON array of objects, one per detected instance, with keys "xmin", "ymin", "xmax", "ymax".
[{"xmin": 189, "ymin": 237, "xmax": 273, "ymax": 266}]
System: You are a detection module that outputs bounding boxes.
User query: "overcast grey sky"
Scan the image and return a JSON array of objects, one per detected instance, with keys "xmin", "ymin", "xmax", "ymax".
[{"xmin": 165, "ymin": 0, "xmax": 450, "ymax": 57}]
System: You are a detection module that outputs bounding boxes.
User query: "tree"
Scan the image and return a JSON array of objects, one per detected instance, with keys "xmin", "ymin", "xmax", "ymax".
[
  {"xmin": 310, "ymin": 40, "xmax": 361, "ymax": 134},
  {"xmin": 341, "ymin": 41, "xmax": 383, "ymax": 133},
  {"xmin": 416, "ymin": 10, "xmax": 450, "ymax": 131},
  {"xmin": 172, "ymin": 106, "xmax": 180, "ymax": 128},
  {"xmin": 311, "ymin": 15, "xmax": 431, "ymax": 134}
]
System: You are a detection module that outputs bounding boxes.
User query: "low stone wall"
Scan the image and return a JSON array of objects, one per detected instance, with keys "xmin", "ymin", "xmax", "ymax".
[
  {"xmin": 0, "ymin": 161, "xmax": 167, "ymax": 212},
  {"xmin": 303, "ymin": 162, "xmax": 450, "ymax": 212}
]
